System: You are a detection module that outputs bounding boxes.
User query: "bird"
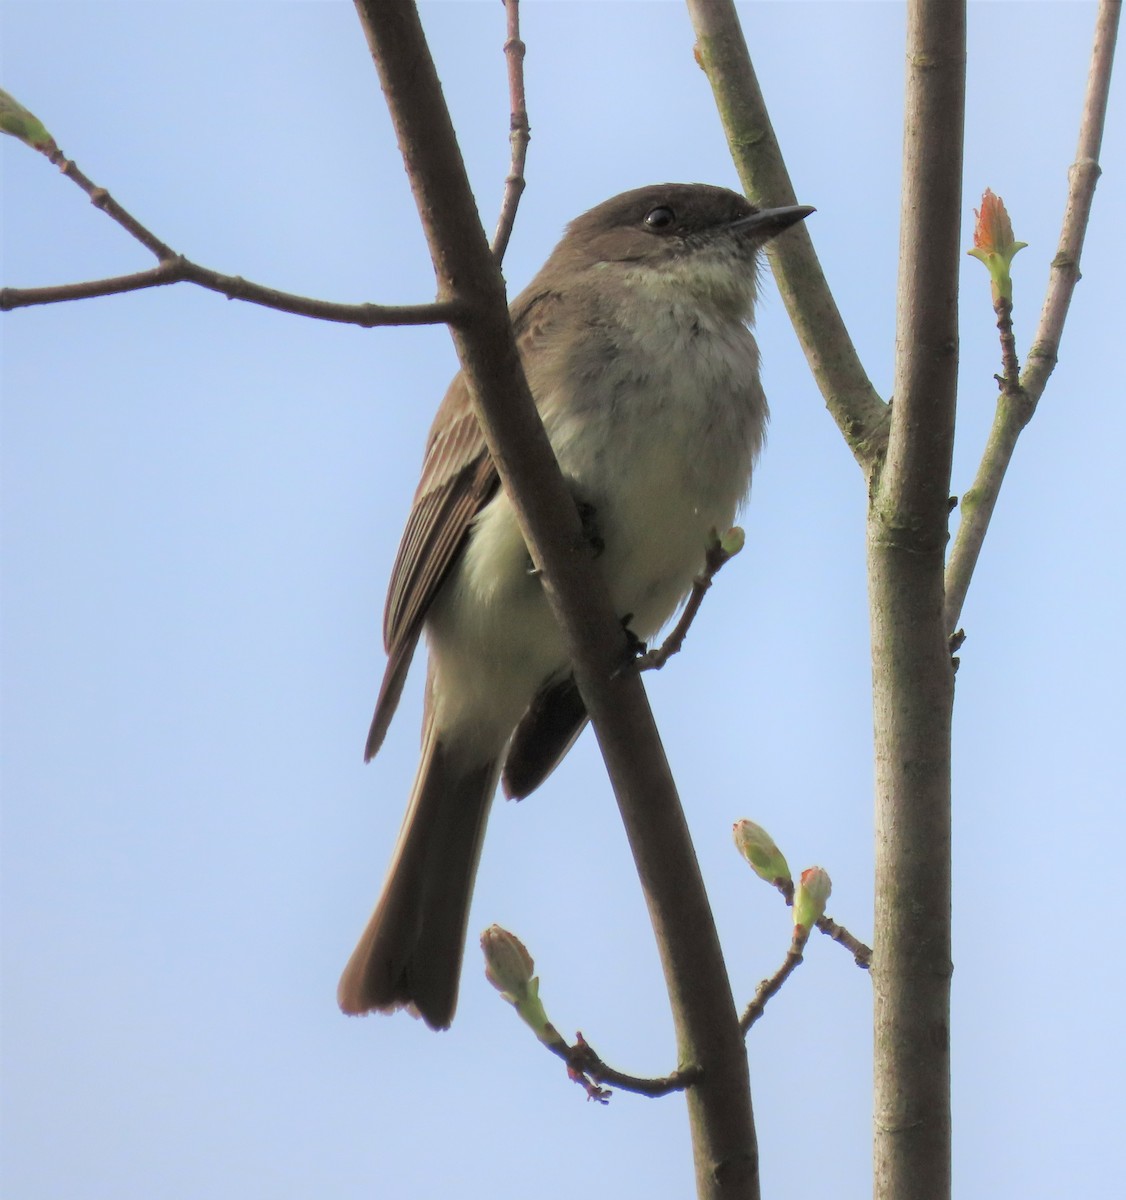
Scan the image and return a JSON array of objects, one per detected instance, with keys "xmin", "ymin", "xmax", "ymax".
[{"xmin": 338, "ymin": 183, "xmax": 813, "ymax": 1028}]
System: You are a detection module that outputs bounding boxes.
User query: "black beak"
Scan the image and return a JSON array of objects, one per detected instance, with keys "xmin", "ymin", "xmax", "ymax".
[{"xmin": 730, "ymin": 204, "xmax": 816, "ymax": 240}]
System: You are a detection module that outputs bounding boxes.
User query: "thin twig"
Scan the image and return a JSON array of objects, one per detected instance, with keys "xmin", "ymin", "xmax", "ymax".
[
  {"xmin": 816, "ymin": 916, "xmax": 872, "ymax": 969},
  {"xmin": 1, "ymin": 258, "xmax": 461, "ymax": 326},
  {"xmin": 740, "ymin": 936, "xmax": 805, "ymax": 1034},
  {"xmin": 767, "ymin": 876, "xmax": 872, "ymax": 969},
  {"xmin": 0, "ymin": 146, "xmax": 460, "ymax": 327},
  {"xmin": 943, "ymin": 0, "xmax": 1119, "ymax": 634},
  {"xmin": 994, "ymin": 296, "xmax": 1021, "ymax": 396},
  {"xmin": 737, "ymin": 880, "xmax": 871, "ymax": 1035},
  {"xmin": 546, "ymin": 1032, "xmax": 702, "ymax": 1101},
  {"xmin": 46, "ymin": 147, "xmax": 176, "ymax": 261},
  {"xmin": 636, "ymin": 537, "xmax": 736, "ymax": 672},
  {"xmin": 490, "ymin": 0, "xmax": 529, "ymax": 263},
  {"xmin": 1023, "ymin": 0, "xmax": 1120, "ymax": 403}
]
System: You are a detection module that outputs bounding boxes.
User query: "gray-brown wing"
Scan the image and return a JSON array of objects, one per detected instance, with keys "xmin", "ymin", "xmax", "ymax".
[
  {"xmin": 364, "ymin": 287, "xmax": 566, "ymax": 763},
  {"xmin": 365, "ymin": 375, "xmax": 497, "ymax": 761}
]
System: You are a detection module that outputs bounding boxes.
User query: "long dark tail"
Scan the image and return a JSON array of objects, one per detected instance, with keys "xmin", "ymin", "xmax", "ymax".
[{"xmin": 337, "ymin": 724, "xmax": 499, "ymax": 1030}]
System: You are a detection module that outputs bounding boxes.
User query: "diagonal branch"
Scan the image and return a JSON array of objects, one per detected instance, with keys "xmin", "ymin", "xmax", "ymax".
[
  {"xmin": 1, "ymin": 130, "xmax": 457, "ymax": 327},
  {"xmin": 739, "ymin": 938, "xmax": 805, "ymax": 1034},
  {"xmin": 353, "ymin": 2, "xmax": 761, "ymax": 1196},
  {"xmin": 637, "ymin": 533, "xmax": 739, "ymax": 672},
  {"xmin": 1024, "ymin": 0, "xmax": 1120, "ymax": 405},
  {"xmin": 685, "ymin": 0, "xmax": 889, "ymax": 471},
  {"xmin": 943, "ymin": 0, "xmax": 1120, "ymax": 634},
  {"xmin": 46, "ymin": 147, "xmax": 176, "ymax": 259}
]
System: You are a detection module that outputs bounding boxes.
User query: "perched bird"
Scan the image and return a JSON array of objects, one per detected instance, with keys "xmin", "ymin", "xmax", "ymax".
[{"xmin": 338, "ymin": 183, "xmax": 812, "ymax": 1028}]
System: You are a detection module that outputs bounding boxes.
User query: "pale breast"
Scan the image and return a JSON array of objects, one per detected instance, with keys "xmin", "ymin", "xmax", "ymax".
[{"xmin": 541, "ymin": 303, "xmax": 767, "ymax": 636}]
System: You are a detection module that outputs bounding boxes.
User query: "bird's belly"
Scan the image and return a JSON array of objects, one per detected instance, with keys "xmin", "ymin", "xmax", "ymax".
[
  {"xmin": 581, "ymin": 428, "xmax": 746, "ymax": 639},
  {"xmin": 550, "ymin": 364, "xmax": 762, "ymax": 638},
  {"xmin": 426, "ymin": 335, "xmax": 764, "ymax": 747}
]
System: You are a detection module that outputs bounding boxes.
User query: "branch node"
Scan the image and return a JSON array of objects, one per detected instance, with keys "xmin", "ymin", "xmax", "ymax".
[{"xmin": 546, "ymin": 1031, "xmax": 700, "ymax": 1099}]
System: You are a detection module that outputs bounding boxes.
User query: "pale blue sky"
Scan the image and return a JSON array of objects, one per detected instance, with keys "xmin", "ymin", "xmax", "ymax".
[{"xmin": 2, "ymin": 3, "xmax": 1123, "ymax": 1197}]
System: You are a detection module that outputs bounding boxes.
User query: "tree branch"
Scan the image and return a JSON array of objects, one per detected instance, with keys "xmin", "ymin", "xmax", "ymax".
[
  {"xmin": 764, "ymin": 874, "xmax": 873, "ymax": 969},
  {"xmin": 739, "ymin": 937, "xmax": 805, "ymax": 1034},
  {"xmin": 943, "ymin": 0, "xmax": 1120, "ymax": 634},
  {"xmin": 869, "ymin": 4, "xmax": 965, "ymax": 1197},
  {"xmin": 490, "ymin": 0, "xmax": 529, "ymax": 263},
  {"xmin": 637, "ymin": 533, "xmax": 739, "ymax": 673},
  {"xmin": 555, "ymin": 1033, "xmax": 703, "ymax": 1100},
  {"xmin": 47, "ymin": 146, "xmax": 177, "ymax": 260},
  {"xmin": 353, "ymin": 2, "xmax": 760, "ymax": 1196},
  {"xmin": 816, "ymin": 915, "xmax": 872, "ymax": 969},
  {"xmin": 1024, "ymin": 0, "xmax": 1119, "ymax": 405},
  {"xmin": 0, "ymin": 144, "xmax": 459, "ymax": 326},
  {"xmin": 737, "ymin": 909, "xmax": 871, "ymax": 1035},
  {"xmin": 685, "ymin": 0, "xmax": 889, "ymax": 471},
  {"xmin": 1, "ymin": 257, "xmax": 461, "ymax": 325}
]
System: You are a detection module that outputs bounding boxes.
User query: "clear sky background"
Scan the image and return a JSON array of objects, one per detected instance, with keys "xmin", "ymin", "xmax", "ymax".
[{"xmin": 2, "ymin": 2, "xmax": 1122, "ymax": 1197}]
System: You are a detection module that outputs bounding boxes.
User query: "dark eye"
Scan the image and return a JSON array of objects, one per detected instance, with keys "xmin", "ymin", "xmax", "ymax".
[{"xmin": 643, "ymin": 206, "xmax": 676, "ymax": 231}]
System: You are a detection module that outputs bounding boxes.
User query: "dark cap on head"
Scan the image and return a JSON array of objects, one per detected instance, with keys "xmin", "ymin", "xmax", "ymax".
[{"xmin": 550, "ymin": 183, "xmax": 814, "ymax": 269}]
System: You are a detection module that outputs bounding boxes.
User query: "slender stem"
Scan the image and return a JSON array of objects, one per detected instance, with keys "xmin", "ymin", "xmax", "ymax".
[
  {"xmin": 1025, "ymin": 0, "xmax": 1120, "ymax": 404},
  {"xmin": 490, "ymin": 0, "xmax": 529, "ymax": 263},
  {"xmin": 684, "ymin": 0, "xmax": 889, "ymax": 471},
  {"xmin": 1, "ymin": 256, "xmax": 460, "ymax": 325},
  {"xmin": 353, "ymin": 3, "xmax": 760, "ymax": 1196},
  {"xmin": 637, "ymin": 536, "xmax": 736, "ymax": 672},
  {"xmin": 46, "ymin": 148, "xmax": 177, "ymax": 261},
  {"xmin": 816, "ymin": 916, "xmax": 872, "ymax": 968},
  {"xmin": 943, "ymin": 0, "xmax": 1119, "ymax": 634},
  {"xmin": 739, "ymin": 938, "xmax": 805, "ymax": 1034},
  {"xmin": 761, "ymin": 874, "xmax": 873, "ymax": 968},
  {"xmin": 941, "ymin": 388, "xmax": 1031, "ymax": 636},
  {"xmin": 994, "ymin": 297, "xmax": 1022, "ymax": 395},
  {"xmin": 1, "ymin": 148, "xmax": 459, "ymax": 326},
  {"xmin": 870, "ymin": 4, "xmax": 965, "ymax": 1197},
  {"xmin": 552, "ymin": 1034, "xmax": 702, "ymax": 1099}
]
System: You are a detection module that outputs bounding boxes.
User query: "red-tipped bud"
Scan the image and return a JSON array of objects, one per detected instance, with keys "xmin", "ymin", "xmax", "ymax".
[
  {"xmin": 967, "ymin": 189, "xmax": 1027, "ymax": 303},
  {"xmin": 733, "ymin": 819, "xmax": 792, "ymax": 887},
  {"xmin": 793, "ymin": 866, "xmax": 832, "ymax": 934}
]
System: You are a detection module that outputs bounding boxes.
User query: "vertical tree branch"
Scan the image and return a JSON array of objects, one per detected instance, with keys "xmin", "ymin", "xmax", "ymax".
[
  {"xmin": 352, "ymin": 3, "xmax": 760, "ymax": 1195},
  {"xmin": 869, "ymin": 4, "xmax": 965, "ymax": 1197},
  {"xmin": 490, "ymin": 0, "xmax": 529, "ymax": 262}
]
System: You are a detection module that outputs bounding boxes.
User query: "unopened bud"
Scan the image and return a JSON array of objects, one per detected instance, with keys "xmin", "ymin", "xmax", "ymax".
[
  {"xmin": 733, "ymin": 819, "xmax": 791, "ymax": 888},
  {"xmin": 482, "ymin": 924, "xmax": 533, "ymax": 999},
  {"xmin": 481, "ymin": 925, "xmax": 561, "ymax": 1046},
  {"xmin": 793, "ymin": 867, "xmax": 832, "ymax": 933},
  {"xmin": 718, "ymin": 526, "xmax": 746, "ymax": 557}
]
